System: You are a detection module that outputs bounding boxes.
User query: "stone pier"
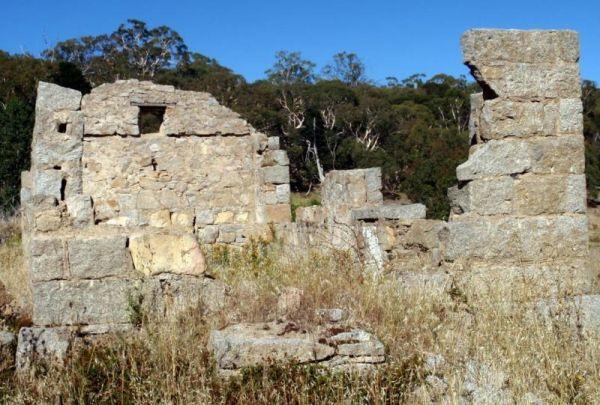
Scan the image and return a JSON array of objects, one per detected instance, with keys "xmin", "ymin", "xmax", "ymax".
[{"xmin": 446, "ymin": 29, "xmax": 591, "ymax": 295}]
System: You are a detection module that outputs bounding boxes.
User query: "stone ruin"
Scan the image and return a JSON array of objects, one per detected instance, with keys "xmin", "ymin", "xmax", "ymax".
[
  {"xmin": 19, "ymin": 80, "xmax": 292, "ymax": 337},
  {"xmin": 292, "ymin": 29, "xmax": 592, "ymax": 297},
  {"xmin": 12, "ymin": 29, "xmax": 595, "ymax": 372}
]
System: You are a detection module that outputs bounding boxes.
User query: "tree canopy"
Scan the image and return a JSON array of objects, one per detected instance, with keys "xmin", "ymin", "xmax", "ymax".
[{"xmin": 1, "ymin": 19, "xmax": 599, "ymax": 216}]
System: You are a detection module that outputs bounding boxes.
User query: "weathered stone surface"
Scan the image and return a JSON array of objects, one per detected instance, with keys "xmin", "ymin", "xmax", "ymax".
[
  {"xmin": 209, "ymin": 323, "xmax": 335, "ymax": 370},
  {"xmin": 0, "ymin": 331, "xmax": 15, "ymax": 348},
  {"xmin": 36, "ymin": 82, "xmax": 82, "ymax": 112},
  {"xmin": 263, "ymin": 150, "xmax": 289, "ymax": 166},
  {"xmin": 129, "ymin": 233, "xmax": 206, "ymax": 277},
  {"xmin": 209, "ymin": 322, "xmax": 385, "ymax": 375},
  {"xmin": 295, "ymin": 206, "xmax": 327, "ymax": 224},
  {"xmin": 65, "ymin": 195, "xmax": 93, "ymax": 227},
  {"xmin": 470, "ymin": 62, "xmax": 580, "ymax": 99},
  {"xmin": 68, "ymin": 234, "xmax": 131, "ymax": 279},
  {"xmin": 322, "ymin": 168, "xmax": 383, "ymax": 224},
  {"xmin": 456, "ymin": 136, "xmax": 585, "ymax": 181},
  {"xmin": 141, "ymin": 274, "xmax": 228, "ymax": 317},
  {"xmin": 162, "ymin": 90, "xmax": 250, "ymax": 136},
  {"xmin": 513, "ymin": 174, "xmax": 586, "ymax": 215},
  {"xmin": 275, "ymin": 184, "xmax": 291, "ymax": 203},
  {"xmin": 33, "ymin": 169, "xmax": 64, "ymax": 200},
  {"xmin": 28, "ymin": 236, "xmax": 65, "ymax": 282},
  {"xmin": 264, "ymin": 204, "xmax": 292, "ymax": 223},
  {"xmin": 328, "ymin": 329, "xmax": 385, "ymax": 357},
  {"xmin": 16, "ymin": 327, "xmax": 74, "ymax": 371},
  {"xmin": 32, "ymin": 279, "xmax": 135, "ymax": 326},
  {"xmin": 477, "ymin": 98, "xmax": 582, "ymax": 139},
  {"xmin": 462, "ymin": 360, "xmax": 512, "ymax": 404},
  {"xmin": 449, "ymin": 174, "xmax": 586, "ymax": 216},
  {"xmin": 462, "ymin": 29, "xmax": 579, "ymax": 64},
  {"xmin": 82, "ymin": 80, "xmax": 175, "ymax": 135},
  {"xmin": 267, "ymin": 136, "xmax": 280, "ymax": 150},
  {"xmin": 449, "ymin": 177, "xmax": 514, "ymax": 216},
  {"xmin": 445, "ymin": 215, "xmax": 588, "ymax": 262},
  {"xmin": 461, "ymin": 258, "xmax": 594, "ymax": 298},
  {"xmin": 262, "ymin": 165, "xmax": 290, "ymax": 184},
  {"xmin": 316, "ymin": 308, "xmax": 345, "ymax": 323},
  {"xmin": 535, "ymin": 294, "xmax": 600, "ymax": 334},
  {"xmin": 352, "ymin": 203, "xmax": 426, "ymax": 221}
]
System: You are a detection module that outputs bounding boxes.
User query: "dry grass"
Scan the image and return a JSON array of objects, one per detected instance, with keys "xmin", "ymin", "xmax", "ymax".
[
  {"xmin": 0, "ymin": 213, "xmax": 30, "ymax": 323},
  {"xmin": 0, "ymin": 213, "xmax": 599, "ymax": 403}
]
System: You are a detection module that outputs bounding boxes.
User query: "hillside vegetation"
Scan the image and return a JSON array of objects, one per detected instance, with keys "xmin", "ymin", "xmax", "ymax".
[{"xmin": 2, "ymin": 19, "xmax": 600, "ymax": 218}]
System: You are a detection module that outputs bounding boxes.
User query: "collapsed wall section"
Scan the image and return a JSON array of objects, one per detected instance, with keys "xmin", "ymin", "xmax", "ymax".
[{"xmin": 447, "ymin": 29, "xmax": 591, "ymax": 295}]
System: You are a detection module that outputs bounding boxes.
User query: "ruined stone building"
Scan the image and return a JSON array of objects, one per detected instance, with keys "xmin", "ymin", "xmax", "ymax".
[
  {"xmin": 20, "ymin": 80, "xmax": 292, "ymax": 332},
  {"xmin": 18, "ymin": 29, "xmax": 592, "ymax": 341}
]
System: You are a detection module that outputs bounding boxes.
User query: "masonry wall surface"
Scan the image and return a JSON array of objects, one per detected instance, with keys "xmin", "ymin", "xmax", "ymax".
[
  {"xmin": 20, "ymin": 80, "xmax": 292, "ymax": 329},
  {"xmin": 446, "ymin": 29, "xmax": 591, "ymax": 295}
]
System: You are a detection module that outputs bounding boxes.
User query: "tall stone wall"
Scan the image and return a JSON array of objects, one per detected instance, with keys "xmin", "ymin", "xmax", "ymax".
[
  {"xmin": 20, "ymin": 80, "xmax": 292, "ymax": 331},
  {"xmin": 446, "ymin": 29, "xmax": 591, "ymax": 295}
]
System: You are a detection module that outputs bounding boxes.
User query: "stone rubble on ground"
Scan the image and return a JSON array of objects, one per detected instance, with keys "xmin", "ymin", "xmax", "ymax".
[{"xmin": 209, "ymin": 320, "xmax": 385, "ymax": 375}]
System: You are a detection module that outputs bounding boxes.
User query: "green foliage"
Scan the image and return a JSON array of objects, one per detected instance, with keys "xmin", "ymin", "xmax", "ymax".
[
  {"xmin": 265, "ymin": 51, "xmax": 316, "ymax": 85},
  {"xmin": 0, "ymin": 99, "xmax": 33, "ymax": 210},
  {"xmin": 583, "ymin": 80, "xmax": 600, "ymax": 196},
  {"xmin": 2, "ymin": 18, "xmax": 599, "ymax": 217}
]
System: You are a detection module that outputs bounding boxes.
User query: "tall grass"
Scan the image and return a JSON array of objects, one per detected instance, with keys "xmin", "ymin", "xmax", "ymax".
[{"xmin": 0, "ymin": 213, "xmax": 599, "ymax": 403}]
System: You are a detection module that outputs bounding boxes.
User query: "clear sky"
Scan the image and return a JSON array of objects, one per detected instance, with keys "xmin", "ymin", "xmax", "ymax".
[{"xmin": 1, "ymin": 0, "xmax": 599, "ymax": 84}]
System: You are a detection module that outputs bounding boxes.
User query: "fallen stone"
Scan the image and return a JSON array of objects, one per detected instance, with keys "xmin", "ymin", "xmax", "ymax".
[
  {"xmin": 209, "ymin": 322, "xmax": 335, "ymax": 370},
  {"xmin": 316, "ymin": 308, "xmax": 345, "ymax": 323},
  {"xmin": 327, "ymin": 329, "xmax": 385, "ymax": 357},
  {"xmin": 209, "ymin": 322, "xmax": 385, "ymax": 374},
  {"xmin": 16, "ymin": 327, "xmax": 74, "ymax": 371},
  {"xmin": 0, "ymin": 331, "xmax": 15, "ymax": 348}
]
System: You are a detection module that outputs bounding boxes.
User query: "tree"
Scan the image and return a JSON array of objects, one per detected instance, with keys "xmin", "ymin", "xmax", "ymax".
[
  {"xmin": 0, "ymin": 99, "xmax": 33, "ymax": 211},
  {"xmin": 157, "ymin": 53, "xmax": 246, "ymax": 107},
  {"xmin": 322, "ymin": 52, "xmax": 367, "ymax": 86},
  {"xmin": 43, "ymin": 19, "xmax": 188, "ymax": 85},
  {"xmin": 266, "ymin": 51, "xmax": 316, "ymax": 85}
]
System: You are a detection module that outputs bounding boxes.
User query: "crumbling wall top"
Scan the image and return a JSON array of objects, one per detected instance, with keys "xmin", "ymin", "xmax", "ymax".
[{"xmin": 81, "ymin": 79, "xmax": 251, "ymax": 136}]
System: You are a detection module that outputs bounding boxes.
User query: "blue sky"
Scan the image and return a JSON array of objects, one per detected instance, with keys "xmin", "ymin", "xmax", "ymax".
[{"xmin": 2, "ymin": 0, "xmax": 599, "ymax": 84}]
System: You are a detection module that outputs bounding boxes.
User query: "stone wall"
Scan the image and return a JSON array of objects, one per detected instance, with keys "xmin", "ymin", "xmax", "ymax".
[
  {"xmin": 445, "ymin": 29, "xmax": 591, "ymax": 295},
  {"xmin": 20, "ymin": 80, "xmax": 292, "ymax": 331},
  {"xmin": 288, "ymin": 30, "xmax": 592, "ymax": 295}
]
